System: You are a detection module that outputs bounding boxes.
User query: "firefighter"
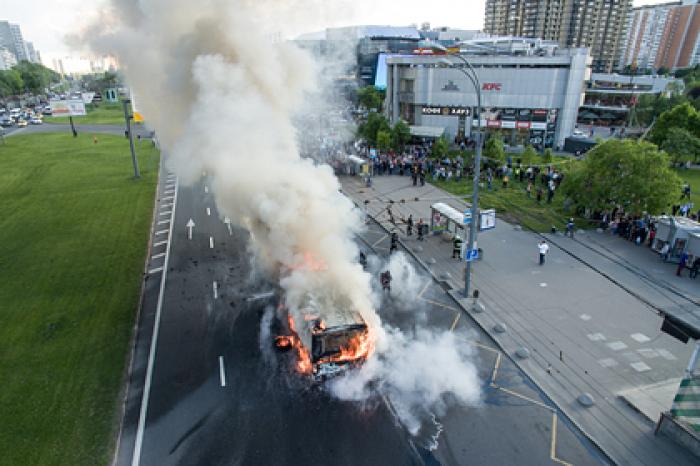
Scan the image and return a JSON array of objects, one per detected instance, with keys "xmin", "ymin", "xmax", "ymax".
[
  {"xmin": 380, "ymin": 270, "xmax": 392, "ymax": 293},
  {"xmin": 389, "ymin": 231, "xmax": 399, "ymax": 254},
  {"xmin": 452, "ymin": 234, "xmax": 463, "ymax": 259},
  {"xmin": 359, "ymin": 251, "xmax": 367, "ymax": 269}
]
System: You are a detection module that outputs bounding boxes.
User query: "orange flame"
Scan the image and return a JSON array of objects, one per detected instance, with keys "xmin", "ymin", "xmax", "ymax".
[{"xmin": 290, "ymin": 251, "xmax": 327, "ymax": 272}]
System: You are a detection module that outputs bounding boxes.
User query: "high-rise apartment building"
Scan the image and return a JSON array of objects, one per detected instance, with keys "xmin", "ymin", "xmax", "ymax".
[
  {"xmin": 0, "ymin": 21, "xmax": 41, "ymax": 65},
  {"xmin": 484, "ymin": 0, "xmax": 632, "ymax": 72},
  {"xmin": 621, "ymin": 0, "xmax": 700, "ymax": 71}
]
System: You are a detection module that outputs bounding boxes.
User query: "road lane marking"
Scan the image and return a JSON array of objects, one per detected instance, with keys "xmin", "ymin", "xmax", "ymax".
[
  {"xmin": 496, "ymin": 386, "xmax": 553, "ymax": 411},
  {"xmin": 206, "ymin": 207, "xmax": 211, "ymax": 216},
  {"xmin": 161, "ymin": 203, "xmax": 173, "ymax": 209},
  {"xmin": 164, "ymin": 190, "xmax": 175, "ymax": 195},
  {"xmin": 155, "ymin": 229, "xmax": 169, "ymax": 236},
  {"xmin": 151, "ymin": 253, "xmax": 165, "ymax": 259},
  {"xmin": 372, "ymin": 234, "xmax": 388, "ymax": 248},
  {"xmin": 213, "ymin": 281, "xmax": 218, "ymax": 299},
  {"xmin": 148, "ymin": 267, "xmax": 163, "ymax": 274},
  {"xmin": 205, "ymin": 185, "xmax": 209, "ymax": 193},
  {"xmin": 219, "ymin": 356, "xmax": 226, "ymax": 387},
  {"xmin": 132, "ymin": 177, "xmax": 178, "ymax": 466},
  {"xmin": 158, "ymin": 211, "xmax": 171, "ymax": 216},
  {"xmin": 550, "ymin": 412, "xmax": 572, "ymax": 465},
  {"xmin": 490, "ymin": 353, "xmax": 501, "ymax": 385},
  {"xmin": 450, "ymin": 312, "xmax": 461, "ymax": 331},
  {"xmin": 417, "ymin": 280, "xmax": 431, "ymax": 299},
  {"xmin": 421, "ymin": 298, "xmax": 458, "ymax": 312},
  {"xmin": 153, "ymin": 240, "xmax": 167, "ymax": 247},
  {"xmin": 162, "ymin": 195, "xmax": 174, "ymax": 201},
  {"xmin": 209, "ymin": 237, "xmax": 214, "ymax": 249},
  {"xmin": 158, "ymin": 220, "xmax": 169, "ymax": 225}
]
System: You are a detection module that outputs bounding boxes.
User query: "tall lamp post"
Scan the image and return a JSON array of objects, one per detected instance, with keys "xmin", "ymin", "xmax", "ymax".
[
  {"xmin": 122, "ymin": 98, "xmax": 140, "ymax": 179},
  {"xmin": 436, "ymin": 47, "xmax": 484, "ymax": 299}
]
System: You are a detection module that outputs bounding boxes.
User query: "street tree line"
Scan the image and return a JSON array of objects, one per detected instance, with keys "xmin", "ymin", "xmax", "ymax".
[{"xmin": 0, "ymin": 61, "xmax": 60, "ymax": 98}]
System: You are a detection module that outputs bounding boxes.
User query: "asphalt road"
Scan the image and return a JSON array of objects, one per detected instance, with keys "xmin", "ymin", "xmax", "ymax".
[
  {"xmin": 3, "ymin": 122, "xmax": 151, "ymax": 138},
  {"xmin": 116, "ymin": 170, "xmax": 609, "ymax": 466}
]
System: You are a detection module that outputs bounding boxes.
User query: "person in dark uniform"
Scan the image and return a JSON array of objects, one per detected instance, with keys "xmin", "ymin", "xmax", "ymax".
[
  {"xmin": 406, "ymin": 214, "xmax": 414, "ymax": 236},
  {"xmin": 452, "ymin": 235, "xmax": 463, "ymax": 259},
  {"xmin": 390, "ymin": 232, "xmax": 399, "ymax": 254}
]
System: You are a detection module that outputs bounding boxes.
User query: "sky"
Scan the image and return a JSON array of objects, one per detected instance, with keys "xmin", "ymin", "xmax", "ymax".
[{"xmin": 3, "ymin": 0, "xmax": 665, "ymax": 71}]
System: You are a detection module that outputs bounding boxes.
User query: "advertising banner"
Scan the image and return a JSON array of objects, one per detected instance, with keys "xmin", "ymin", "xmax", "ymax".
[{"xmin": 50, "ymin": 100, "xmax": 87, "ymax": 117}]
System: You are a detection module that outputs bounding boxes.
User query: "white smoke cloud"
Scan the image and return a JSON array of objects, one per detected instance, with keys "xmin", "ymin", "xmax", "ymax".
[{"xmin": 86, "ymin": 0, "xmax": 480, "ymax": 438}]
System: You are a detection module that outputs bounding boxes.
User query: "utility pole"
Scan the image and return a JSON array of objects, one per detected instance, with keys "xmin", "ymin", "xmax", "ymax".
[{"xmin": 123, "ymin": 98, "xmax": 140, "ymax": 179}]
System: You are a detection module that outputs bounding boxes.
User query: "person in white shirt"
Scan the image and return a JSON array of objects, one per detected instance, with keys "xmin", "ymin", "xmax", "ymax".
[{"xmin": 538, "ymin": 240, "xmax": 550, "ymax": 265}]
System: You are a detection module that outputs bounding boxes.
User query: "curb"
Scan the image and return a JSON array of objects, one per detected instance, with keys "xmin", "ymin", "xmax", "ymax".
[{"xmin": 344, "ymin": 181, "xmax": 617, "ymax": 466}]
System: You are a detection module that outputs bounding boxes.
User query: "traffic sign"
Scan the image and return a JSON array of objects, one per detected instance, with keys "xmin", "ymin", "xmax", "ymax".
[
  {"xmin": 465, "ymin": 248, "xmax": 479, "ymax": 262},
  {"xmin": 463, "ymin": 211, "xmax": 472, "ymax": 225}
]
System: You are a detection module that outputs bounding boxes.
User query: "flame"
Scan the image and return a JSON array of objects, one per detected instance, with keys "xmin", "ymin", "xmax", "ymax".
[
  {"xmin": 290, "ymin": 251, "xmax": 327, "ymax": 272},
  {"xmin": 317, "ymin": 328, "xmax": 374, "ymax": 367},
  {"xmin": 286, "ymin": 313, "xmax": 312, "ymax": 374}
]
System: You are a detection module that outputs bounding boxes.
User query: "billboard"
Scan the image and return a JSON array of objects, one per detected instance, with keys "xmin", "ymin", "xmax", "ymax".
[{"xmin": 50, "ymin": 100, "xmax": 87, "ymax": 117}]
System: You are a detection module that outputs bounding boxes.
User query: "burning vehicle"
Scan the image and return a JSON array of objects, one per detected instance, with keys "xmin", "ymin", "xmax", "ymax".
[{"xmin": 275, "ymin": 294, "xmax": 372, "ymax": 382}]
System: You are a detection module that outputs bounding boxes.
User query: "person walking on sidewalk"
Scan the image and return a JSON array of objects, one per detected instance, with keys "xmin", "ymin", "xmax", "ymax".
[
  {"xmin": 660, "ymin": 242, "xmax": 671, "ymax": 262},
  {"xmin": 690, "ymin": 258, "xmax": 699, "ymax": 279},
  {"xmin": 406, "ymin": 214, "xmax": 414, "ymax": 236},
  {"xmin": 677, "ymin": 251, "xmax": 689, "ymax": 276},
  {"xmin": 419, "ymin": 169, "xmax": 426, "ymax": 187},
  {"xmin": 538, "ymin": 240, "xmax": 550, "ymax": 265},
  {"xmin": 566, "ymin": 218, "xmax": 575, "ymax": 239},
  {"xmin": 452, "ymin": 235, "xmax": 463, "ymax": 259},
  {"xmin": 411, "ymin": 166, "xmax": 418, "ymax": 186},
  {"xmin": 417, "ymin": 218, "xmax": 425, "ymax": 241}
]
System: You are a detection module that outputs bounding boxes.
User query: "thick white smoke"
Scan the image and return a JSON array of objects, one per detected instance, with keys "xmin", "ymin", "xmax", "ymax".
[{"xmin": 86, "ymin": 0, "xmax": 480, "ymax": 437}]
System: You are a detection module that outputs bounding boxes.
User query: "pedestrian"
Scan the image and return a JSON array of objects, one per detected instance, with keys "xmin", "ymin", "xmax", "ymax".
[
  {"xmin": 417, "ymin": 218, "xmax": 425, "ymax": 241},
  {"xmin": 526, "ymin": 181, "xmax": 532, "ymax": 198},
  {"xmin": 407, "ymin": 214, "xmax": 414, "ymax": 236},
  {"xmin": 93, "ymin": 136, "xmax": 98, "ymax": 144},
  {"xmin": 566, "ymin": 218, "xmax": 575, "ymax": 239},
  {"xmin": 538, "ymin": 240, "xmax": 550, "ymax": 265},
  {"xmin": 380, "ymin": 270, "xmax": 392, "ymax": 293},
  {"xmin": 536, "ymin": 187, "xmax": 543, "ymax": 204},
  {"xmin": 660, "ymin": 242, "xmax": 671, "ymax": 262},
  {"xmin": 419, "ymin": 170, "xmax": 426, "ymax": 187},
  {"xmin": 648, "ymin": 228, "xmax": 656, "ymax": 248},
  {"xmin": 412, "ymin": 167, "xmax": 418, "ymax": 186},
  {"xmin": 502, "ymin": 174, "xmax": 509, "ymax": 189},
  {"xmin": 690, "ymin": 258, "xmax": 699, "ymax": 279},
  {"xmin": 390, "ymin": 231, "xmax": 398, "ymax": 254},
  {"xmin": 677, "ymin": 251, "xmax": 689, "ymax": 276},
  {"xmin": 452, "ymin": 235, "xmax": 463, "ymax": 259}
]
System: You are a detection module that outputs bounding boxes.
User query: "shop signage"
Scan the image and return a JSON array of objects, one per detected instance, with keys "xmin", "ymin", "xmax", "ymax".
[
  {"xmin": 516, "ymin": 121, "xmax": 531, "ymax": 129},
  {"xmin": 500, "ymin": 121, "xmax": 516, "ymax": 129},
  {"xmin": 486, "ymin": 120, "xmax": 501, "ymax": 128},
  {"xmin": 482, "ymin": 82, "xmax": 502, "ymax": 91},
  {"xmin": 422, "ymin": 106, "xmax": 470, "ymax": 116},
  {"xmin": 442, "ymin": 80, "xmax": 460, "ymax": 92},
  {"xmin": 531, "ymin": 122, "xmax": 547, "ymax": 130}
]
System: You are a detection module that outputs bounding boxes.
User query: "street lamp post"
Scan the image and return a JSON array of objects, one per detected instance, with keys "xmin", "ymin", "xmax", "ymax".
[
  {"xmin": 438, "ymin": 50, "xmax": 483, "ymax": 299},
  {"xmin": 122, "ymin": 98, "xmax": 140, "ymax": 179}
]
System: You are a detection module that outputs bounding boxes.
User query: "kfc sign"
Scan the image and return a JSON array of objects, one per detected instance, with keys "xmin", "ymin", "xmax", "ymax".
[{"xmin": 482, "ymin": 83, "xmax": 502, "ymax": 91}]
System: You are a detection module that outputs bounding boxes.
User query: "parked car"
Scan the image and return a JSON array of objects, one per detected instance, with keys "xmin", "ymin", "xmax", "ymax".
[
  {"xmin": 571, "ymin": 129, "xmax": 587, "ymax": 138},
  {"xmin": 42, "ymin": 108, "xmax": 53, "ymax": 116},
  {"xmin": 16, "ymin": 119, "xmax": 28, "ymax": 127},
  {"xmin": 0, "ymin": 117, "xmax": 13, "ymax": 127},
  {"xmin": 29, "ymin": 117, "xmax": 42, "ymax": 125}
]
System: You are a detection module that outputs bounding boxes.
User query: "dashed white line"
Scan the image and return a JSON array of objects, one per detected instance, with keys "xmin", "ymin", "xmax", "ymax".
[
  {"xmin": 155, "ymin": 229, "xmax": 169, "ymax": 236},
  {"xmin": 219, "ymin": 356, "xmax": 226, "ymax": 387},
  {"xmin": 151, "ymin": 253, "xmax": 166, "ymax": 259},
  {"xmin": 213, "ymin": 281, "xmax": 218, "ymax": 299},
  {"xmin": 209, "ymin": 237, "xmax": 214, "ymax": 249},
  {"xmin": 148, "ymin": 266, "xmax": 163, "ymax": 274},
  {"xmin": 204, "ymin": 185, "xmax": 209, "ymax": 193},
  {"xmin": 158, "ymin": 220, "xmax": 170, "ymax": 225},
  {"xmin": 206, "ymin": 207, "xmax": 211, "ymax": 216}
]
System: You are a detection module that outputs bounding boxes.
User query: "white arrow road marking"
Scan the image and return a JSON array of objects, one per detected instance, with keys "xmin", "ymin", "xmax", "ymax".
[
  {"xmin": 209, "ymin": 237, "xmax": 214, "ymax": 249},
  {"xmin": 186, "ymin": 218, "xmax": 195, "ymax": 240},
  {"xmin": 213, "ymin": 281, "xmax": 218, "ymax": 299},
  {"xmin": 219, "ymin": 356, "xmax": 226, "ymax": 387}
]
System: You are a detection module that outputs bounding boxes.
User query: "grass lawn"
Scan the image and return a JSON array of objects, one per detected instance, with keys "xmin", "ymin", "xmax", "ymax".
[
  {"xmin": 434, "ymin": 157, "xmax": 586, "ymax": 232},
  {"xmin": 674, "ymin": 167, "xmax": 700, "ymax": 210},
  {"xmin": 0, "ymin": 133, "xmax": 159, "ymax": 465},
  {"xmin": 45, "ymin": 102, "xmax": 127, "ymax": 126}
]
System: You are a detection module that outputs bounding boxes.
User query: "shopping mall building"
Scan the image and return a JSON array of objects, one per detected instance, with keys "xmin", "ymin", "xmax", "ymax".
[{"xmin": 384, "ymin": 38, "xmax": 591, "ymax": 149}]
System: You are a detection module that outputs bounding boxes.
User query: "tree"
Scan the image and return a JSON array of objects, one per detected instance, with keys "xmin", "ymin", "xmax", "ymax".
[
  {"xmin": 376, "ymin": 130, "xmax": 391, "ymax": 153},
  {"xmin": 12, "ymin": 61, "xmax": 60, "ymax": 94},
  {"xmin": 661, "ymin": 127, "xmax": 700, "ymax": 164},
  {"xmin": 390, "ymin": 120, "xmax": 411, "ymax": 152},
  {"xmin": 542, "ymin": 148, "xmax": 553, "ymax": 164},
  {"xmin": 357, "ymin": 112, "xmax": 390, "ymax": 146},
  {"xmin": 484, "ymin": 136, "xmax": 505, "ymax": 164},
  {"xmin": 521, "ymin": 145, "xmax": 537, "ymax": 166},
  {"xmin": 0, "ymin": 69, "xmax": 24, "ymax": 97},
  {"xmin": 431, "ymin": 136, "xmax": 449, "ymax": 159},
  {"xmin": 561, "ymin": 139, "xmax": 681, "ymax": 216},
  {"xmin": 648, "ymin": 102, "xmax": 700, "ymax": 145},
  {"xmin": 357, "ymin": 85, "xmax": 385, "ymax": 112}
]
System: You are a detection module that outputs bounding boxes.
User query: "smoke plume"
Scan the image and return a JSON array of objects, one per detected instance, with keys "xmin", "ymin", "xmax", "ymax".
[{"xmin": 86, "ymin": 0, "xmax": 480, "ymax": 437}]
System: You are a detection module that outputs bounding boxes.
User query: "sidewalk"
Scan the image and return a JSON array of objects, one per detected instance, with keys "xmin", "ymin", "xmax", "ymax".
[{"xmin": 340, "ymin": 174, "xmax": 699, "ymax": 465}]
